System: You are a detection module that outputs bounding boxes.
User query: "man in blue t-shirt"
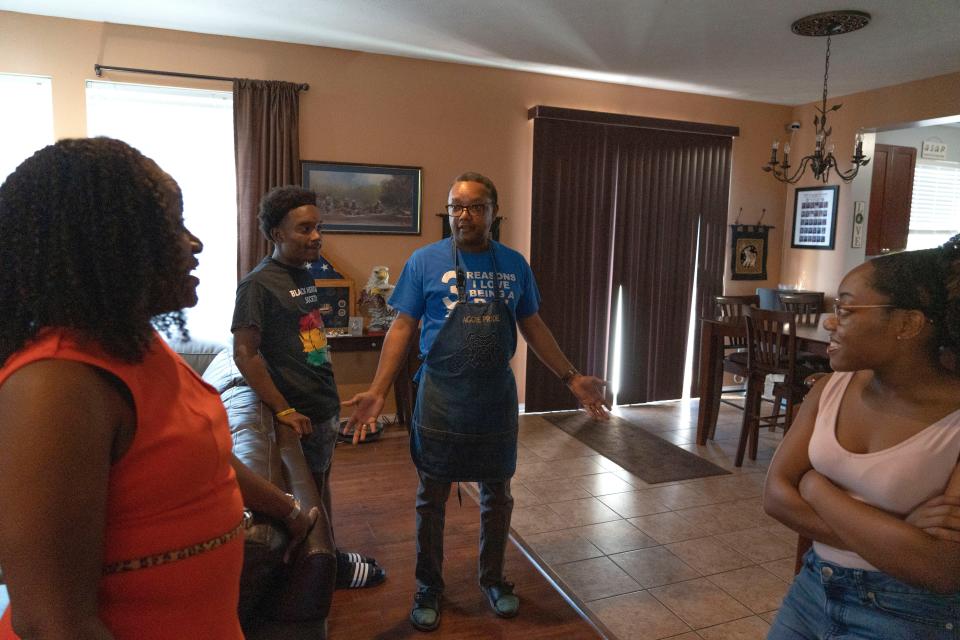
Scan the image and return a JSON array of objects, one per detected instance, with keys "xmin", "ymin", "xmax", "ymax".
[{"xmin": 343, "ymin": 172, "xmax": 607, "ymax": 632}]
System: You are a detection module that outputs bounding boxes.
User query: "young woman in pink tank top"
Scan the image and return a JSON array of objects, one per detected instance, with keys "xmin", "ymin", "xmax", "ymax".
[
  {"xmin": 0, "ymin": 139, "xmax": 318, "ymax": 639},
  {"xmin": 764, "ymin": 236, "xmax": 960, "ymax": 639}
]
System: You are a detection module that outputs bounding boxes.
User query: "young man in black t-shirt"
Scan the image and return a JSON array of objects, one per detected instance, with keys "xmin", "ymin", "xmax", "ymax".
[{"xmin": 232, "ymin": 185, "xmax": 385, "ymax": 589}]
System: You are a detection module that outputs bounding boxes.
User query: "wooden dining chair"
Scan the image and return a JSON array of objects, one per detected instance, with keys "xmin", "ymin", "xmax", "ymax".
[
  {"xmin": 777, "ymin": 292, "xmax": 824, "ymax": 326},
  {"xmin": 736, "ymin": 307, "xmax": 814, "ymax": 466},
  {"xmin": 715, "ymin": 294, "xmax": 760, "ymax": 320},
  {"xmin": 714, "ymin": 294, "xmax": 759, "ymax": 356},
  {"xmin": 775, "ymin": 293, "xmax": 831, "ymax": 425},
  {"xmin": 712, "ymin": 295, "xmax": 759, "ymax": 430}
]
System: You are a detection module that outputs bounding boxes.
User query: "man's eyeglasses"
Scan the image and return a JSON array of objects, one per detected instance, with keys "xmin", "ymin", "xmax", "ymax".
[
  {"xmin": 831, "ymin": 298, "xmax": 895, "ymax": 318},
  {"xmin": 446, "ymin": 202, "xmax": 491, "ymax": 217}
]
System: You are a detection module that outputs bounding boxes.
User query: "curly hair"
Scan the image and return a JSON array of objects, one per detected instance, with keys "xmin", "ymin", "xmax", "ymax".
[
  {"xmin": 451, "ymin": 172, "xmax": 498, "ymax": 206},
  {"xmin": 258, "ymin": 186, "xmax": 317, "ymax": 240},
  {"xmin": 869, "ymin": 233, "xmax": 960, "ymax": 360},
  {"xmin": 0, "ymin": 137, "xmax": 189, "ymax": 364}
]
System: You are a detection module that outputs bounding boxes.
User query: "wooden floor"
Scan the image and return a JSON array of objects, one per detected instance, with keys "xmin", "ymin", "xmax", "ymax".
[
  {"xmin": 327, "ymin": 429, "xmax": 602, "ymax": 639},
  {"xmin": 0, "ymin": 398, "xmax": 788, "ymax": 638}
]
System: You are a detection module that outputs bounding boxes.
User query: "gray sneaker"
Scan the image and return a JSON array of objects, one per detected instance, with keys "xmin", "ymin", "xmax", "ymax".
[
  {"xmin": 410, "ymin": 588, "xmax": 441, "ymax": 632},
  {"xmin": 482, "ymin": 580, "xmax": 519, "ymax": 618}
]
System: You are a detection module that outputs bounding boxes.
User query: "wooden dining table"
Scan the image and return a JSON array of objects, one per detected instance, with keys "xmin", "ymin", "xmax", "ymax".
[{"xmin": 696, "ymin": 317, "xmax": 832, "ymax": 445}]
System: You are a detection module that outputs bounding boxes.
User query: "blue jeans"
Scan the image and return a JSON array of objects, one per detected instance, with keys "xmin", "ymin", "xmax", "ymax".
[
  {"xmin": 301, "ymin": 414, "xmax": 339, "ymax": 474},
  {"xmin": 769, "ymin": 550, "xmax": 960, "ymax": 639},
  {"xmin": 414, "ymin": 472, "xmax": 514, "ymax": 593}
]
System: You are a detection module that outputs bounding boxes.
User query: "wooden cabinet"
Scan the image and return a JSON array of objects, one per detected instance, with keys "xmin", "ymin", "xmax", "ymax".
[{"xmin": 865, "ymin": 143, "xmax": 917, "ymax": 256}]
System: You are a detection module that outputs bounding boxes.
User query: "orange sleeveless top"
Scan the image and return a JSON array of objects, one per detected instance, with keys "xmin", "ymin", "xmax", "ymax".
[{"xmin": 0, "ymin": 329, "xmax": 244, "ymax": 639}]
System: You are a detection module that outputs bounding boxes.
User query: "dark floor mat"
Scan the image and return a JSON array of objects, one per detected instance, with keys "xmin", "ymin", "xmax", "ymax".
[{"xmin": 540, "ymin": 411, "xmax": 729, "ymax": 484}]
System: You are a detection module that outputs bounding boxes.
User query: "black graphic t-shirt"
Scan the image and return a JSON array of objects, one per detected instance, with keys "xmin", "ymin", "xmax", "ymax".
[{"xmin": 231, "ymin": 257, "xmax": 339, "ymax": 422}]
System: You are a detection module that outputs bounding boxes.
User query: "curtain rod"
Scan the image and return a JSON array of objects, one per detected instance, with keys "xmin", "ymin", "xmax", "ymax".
[{"xmin": 93, "ymin": 64, "xmax": 309, "ymax": 91}]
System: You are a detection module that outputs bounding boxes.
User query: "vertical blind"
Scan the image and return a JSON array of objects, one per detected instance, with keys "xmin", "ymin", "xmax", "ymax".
[
  {"xmin": 527, "ymin": 119, "xmax": 618, "ymax": 412},
  {"xmin": 525, "ymin": 107, "xmax": 734, "ymax": 411}
]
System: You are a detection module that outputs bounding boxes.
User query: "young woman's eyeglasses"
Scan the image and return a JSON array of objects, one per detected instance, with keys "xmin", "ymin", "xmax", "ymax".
[
  {"xmin": 446, "ymin": 202, "xmax": 491, "ymax": 217},
  {"xmin": 831, "ymin": 298, "xmax": 894, "ymax": 319}
]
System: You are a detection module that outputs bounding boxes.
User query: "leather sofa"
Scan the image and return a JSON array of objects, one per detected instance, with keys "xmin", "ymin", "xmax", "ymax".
[{"xmin": 170, "ymin": 338, "xmax": 336, "ymax": 639}]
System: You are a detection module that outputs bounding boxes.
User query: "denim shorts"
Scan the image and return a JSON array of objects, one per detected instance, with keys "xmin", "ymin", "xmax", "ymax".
[
  {"xmin": 769, "ymin": 550, "xmax": 960, "ymax": 639},
  {"xmin": 300, "ymin": 414, "xmax": 339, "ymax": 474}
]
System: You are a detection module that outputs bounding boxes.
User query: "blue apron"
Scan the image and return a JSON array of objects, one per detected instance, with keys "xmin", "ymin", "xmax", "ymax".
[{"xmin": 410, "ymin": 239, "xmax": 519, "ymax": 482}]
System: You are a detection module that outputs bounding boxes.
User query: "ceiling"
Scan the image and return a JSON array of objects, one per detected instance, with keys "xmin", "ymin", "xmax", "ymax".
[{"xmin": 3, "ymin": 0, "xmax": 959, "ymax": 105}]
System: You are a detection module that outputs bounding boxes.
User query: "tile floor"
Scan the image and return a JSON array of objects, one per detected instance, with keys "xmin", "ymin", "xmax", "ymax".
[{"xmin": 500, "ymin": 397, "xmax": 795, "ymax": 640}]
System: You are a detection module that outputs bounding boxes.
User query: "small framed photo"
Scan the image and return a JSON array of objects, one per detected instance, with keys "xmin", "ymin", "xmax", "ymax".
[
  {"xmin": 302, "ymin": 160, "xmax": 422, "ymax": 235},
  {"xmin": 791, "ymin": 185, "xmax": 839, "ymax": 250},
  {"xmin": 348, "ymin": 316, "xmax": 364, "ymax": 336}
]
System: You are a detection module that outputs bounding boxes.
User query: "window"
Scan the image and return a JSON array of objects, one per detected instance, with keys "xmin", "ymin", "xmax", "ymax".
[
  {"xmin": 908, "ymin": 161, "xmax": 960, "ymax": 250},
  {"xmin": 86, "ymin": 81, "xmax": 237, "ymax": 340},
  {"xmin": 0, "ymin": 74, "xmax": 53, "ymax": 183}
]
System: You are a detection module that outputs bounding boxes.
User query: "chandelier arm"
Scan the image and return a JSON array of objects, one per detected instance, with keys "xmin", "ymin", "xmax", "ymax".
[
  {"xmin": 833, "ymin": 164, "xmax": 862, "ymax": 182},
  {"xmin": 775, "ymin": 156, "xmax": 812, "ymax": 185}
]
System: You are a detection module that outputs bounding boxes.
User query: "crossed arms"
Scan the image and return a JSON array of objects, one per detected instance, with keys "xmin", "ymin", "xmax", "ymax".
[{"xmin": 763, "ymin": 376, "xmax": 960, "ymax": 593}]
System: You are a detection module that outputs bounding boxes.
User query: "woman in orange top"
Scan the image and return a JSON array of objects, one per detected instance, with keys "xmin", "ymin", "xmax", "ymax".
[{"xmin": 0, "ymin": 138, "xmax": 317, "ymax": 639}]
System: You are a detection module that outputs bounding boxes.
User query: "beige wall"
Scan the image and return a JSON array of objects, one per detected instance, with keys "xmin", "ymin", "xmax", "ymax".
[
  {"xmin": 2, "ymin": 10, "xmax": 798, "ymax": 401},
  {"xmin": 778, "ymin": 72, "xmax": 960, "ymax": 296}
]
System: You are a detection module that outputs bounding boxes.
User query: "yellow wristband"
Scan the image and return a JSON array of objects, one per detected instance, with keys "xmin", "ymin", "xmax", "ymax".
[{"xmin": 275, "ymin": 408, "xmax": 296, "ymax": 418}]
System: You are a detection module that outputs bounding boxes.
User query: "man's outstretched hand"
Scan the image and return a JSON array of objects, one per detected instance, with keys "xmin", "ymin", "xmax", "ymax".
[
  {"xmin": 569, "ymin": 374, "xmax": 610, "ymax": 420},
  {"xmin": 341, "ymin": 391, "xmax": 386, "ymax": 445}
]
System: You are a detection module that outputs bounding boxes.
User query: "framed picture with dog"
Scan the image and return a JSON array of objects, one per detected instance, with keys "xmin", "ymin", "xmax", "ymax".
[{"xmin": 730, "ymin": 224, "xmax": 770, "ymax": 280}]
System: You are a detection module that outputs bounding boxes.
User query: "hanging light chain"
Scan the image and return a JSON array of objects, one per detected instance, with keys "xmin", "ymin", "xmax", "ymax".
[{"xmin": 821, "ymin": 36, "xmax": 831, "ymax": 116}]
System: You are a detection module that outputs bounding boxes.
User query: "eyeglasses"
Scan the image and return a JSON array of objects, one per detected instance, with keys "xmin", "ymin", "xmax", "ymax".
[
  {"xmin": 446, "ymin": 202, "xmax": 491, "ymax": 217},
  {"xmin": 831, "ymin": 298, "xmax": 895, "ymax": 319}
]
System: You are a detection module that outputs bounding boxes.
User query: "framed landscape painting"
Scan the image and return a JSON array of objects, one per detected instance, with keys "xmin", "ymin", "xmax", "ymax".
[{"xmin": 302, "ymin": 160, "xmax": 422, "ymax": 234}]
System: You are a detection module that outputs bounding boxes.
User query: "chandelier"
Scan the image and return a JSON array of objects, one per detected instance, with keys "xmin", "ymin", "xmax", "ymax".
[{"xmin": 763, "ymin": 10, "xmax": 871, "ymax": 184}]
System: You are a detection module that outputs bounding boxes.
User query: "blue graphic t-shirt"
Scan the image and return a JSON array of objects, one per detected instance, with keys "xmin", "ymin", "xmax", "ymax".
[{"xmin": 389, "ymin": 239, "xmax": 541, "ymax": 361}]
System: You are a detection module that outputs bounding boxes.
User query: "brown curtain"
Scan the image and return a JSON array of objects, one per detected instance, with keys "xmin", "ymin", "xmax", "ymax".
[
  {"xmin": 526, "ymin": 119, "xmax": 618, "ymax": 412},
  {"xmin": 234, "ymin": 80, "xmax": 302, "ymax": 277},
  {"xmin": 613, "ymin": 130, "xmax": 731, "ymax": 405},
  {"xmin": 526, "ymin": 107, "xmax": 733, "ymax": 410}
]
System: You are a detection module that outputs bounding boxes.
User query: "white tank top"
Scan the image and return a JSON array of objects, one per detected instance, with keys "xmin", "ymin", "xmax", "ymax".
[{"xmin": 809, "ymin": 371, "xmax": 960, "ymax": 569}]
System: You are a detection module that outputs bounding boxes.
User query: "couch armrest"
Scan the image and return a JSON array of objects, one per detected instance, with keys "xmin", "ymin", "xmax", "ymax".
[
  {"xmin": 233, "ymin": 421, "xmax": 288, "ymax": 625},
  {"xmin": 166, "ymin": 336, "xmax": 230, "ymax": 375},
  {"xmin": 228, "ymin": 385, "xmax": 334, "ymax": 630},
  {"xmin": 273, "ymin": 424, "xmax": 337, "ymax": 622}
]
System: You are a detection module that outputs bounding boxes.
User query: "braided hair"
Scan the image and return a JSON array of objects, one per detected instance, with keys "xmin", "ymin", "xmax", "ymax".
[
  {"xmin": 0, "ymin": 137, "xmax": 189, "ymax": 364},
  {"xmin": 869, "ymin": 234, "xmax": 960, "ymax": 363}
]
